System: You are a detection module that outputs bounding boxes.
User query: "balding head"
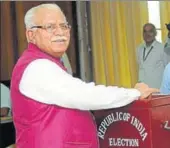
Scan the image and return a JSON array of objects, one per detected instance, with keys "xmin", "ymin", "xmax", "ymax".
[{"xmin": 143, "ymin": 23, "xmax": 157, "ymax": 45}]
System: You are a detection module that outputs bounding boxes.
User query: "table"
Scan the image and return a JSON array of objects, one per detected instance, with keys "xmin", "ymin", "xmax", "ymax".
[{"xmin": 0, "ymin": 116, "xmax": 13, "ymax": 124}]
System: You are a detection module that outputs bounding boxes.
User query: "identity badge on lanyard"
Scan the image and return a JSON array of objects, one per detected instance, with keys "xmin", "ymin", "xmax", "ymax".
[{"xmin": 143, "ymin": 46, "xmax": 153, "ymax": 62}]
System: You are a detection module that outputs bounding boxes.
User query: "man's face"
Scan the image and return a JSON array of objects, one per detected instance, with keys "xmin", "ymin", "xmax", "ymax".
[
  {"xmin": 27, "ymin": 8, "xmax": 70, "ymax": 57},
  {"xmin": 143, "ymin": 25, "xmax": 156, "ymax": 44}
]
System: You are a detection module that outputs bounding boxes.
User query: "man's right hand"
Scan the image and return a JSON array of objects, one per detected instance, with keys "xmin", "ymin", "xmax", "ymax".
[{"xmin": 134, "ymin": 83, "xmax": 160, "ymax": 100}]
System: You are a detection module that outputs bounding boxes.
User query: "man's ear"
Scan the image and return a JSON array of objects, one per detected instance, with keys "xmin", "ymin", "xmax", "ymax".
[{"xmin": 26, "ymin": 29, "xmax": 36, "ymax": 43}]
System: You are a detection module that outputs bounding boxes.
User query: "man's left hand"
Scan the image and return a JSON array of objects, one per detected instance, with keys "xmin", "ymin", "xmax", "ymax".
[{"xmin": 134, "ymin": 83, "xmax": 160, "ymax": 100}]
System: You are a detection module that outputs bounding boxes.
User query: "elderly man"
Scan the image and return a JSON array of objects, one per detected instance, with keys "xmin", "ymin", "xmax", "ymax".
[
  {"xmin": 10, "ymin": 4, "xmax": 158, "ymax": 148},
  {"xmin": 136, "ymin": 23, "xmax": 169, "ymax": 89}
]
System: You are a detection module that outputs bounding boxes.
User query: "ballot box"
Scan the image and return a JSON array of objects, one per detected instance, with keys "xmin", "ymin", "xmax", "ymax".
[{"xmin": 94, "ymin": 95, "xmax": 170, "ymax": 148}]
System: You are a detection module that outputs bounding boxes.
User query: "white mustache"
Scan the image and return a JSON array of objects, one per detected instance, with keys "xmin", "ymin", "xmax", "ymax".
[{"xmin": 51, "ymin": 36, "xmax": 67, "ymax": 42}]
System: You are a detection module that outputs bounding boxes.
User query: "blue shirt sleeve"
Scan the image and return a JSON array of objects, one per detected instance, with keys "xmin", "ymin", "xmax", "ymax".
[{"xmin": 160, "ymin": 63, "xmax": 170, "ymax": 94}]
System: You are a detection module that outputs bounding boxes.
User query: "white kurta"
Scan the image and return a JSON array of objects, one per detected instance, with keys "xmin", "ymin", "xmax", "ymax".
[
  {"xmin": 137, "ymin": 40, "xmax": 169, "ymax": 89},
  {"xmin": 19, "ymin": 59, "xmax": 141, "ymax": 111}
]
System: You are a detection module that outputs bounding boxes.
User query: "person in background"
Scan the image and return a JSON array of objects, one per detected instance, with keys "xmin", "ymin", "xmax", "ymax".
[
  {"xmin": 160, "ymin": 63, "xmax": 170, "ymax": 94},
  {"xmin": 164, "ymin": 23, "xmax": 170, "ymax": 61},
  {"xmin": 0, "ymin": 83, "xmax": 11, "ymax": 117},
  {"xmin": 10, "ymin": 4, "xmax": 159, "ymax": 148},
  {"xmin": 160, "ymin": 23, "xmax": 170, "ymax": 94},
  {"xmin": 136, "ymin": 23, "xmax": 169, "ymax": 89},
  {"xmin": 0, "ymin": 83, "xmax": 15, "ymax": 148}
]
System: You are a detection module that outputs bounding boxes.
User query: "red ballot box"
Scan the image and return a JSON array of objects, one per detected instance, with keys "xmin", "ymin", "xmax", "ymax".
[{"xmin": 94, "ymin": 95, "xmax": 170, "ymax": 148}]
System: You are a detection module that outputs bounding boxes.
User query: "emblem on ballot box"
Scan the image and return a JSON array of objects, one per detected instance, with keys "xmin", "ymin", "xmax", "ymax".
[
  {"xmin": 95, "ymin": 95, "xmax": 170, "ymax": 148},
  {"xmin": 97, "ymin": 112, "xmax": 148, "ymax": 147}
]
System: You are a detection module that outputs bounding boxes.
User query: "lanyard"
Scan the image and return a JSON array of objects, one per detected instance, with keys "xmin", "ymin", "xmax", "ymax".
[{"xmin": 143, "ymin": 46, "xmax": 153, "ymax": 62}]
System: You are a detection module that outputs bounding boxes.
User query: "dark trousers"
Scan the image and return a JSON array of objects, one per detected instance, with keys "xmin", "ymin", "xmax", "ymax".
[{"xmin": 0, "ymin": 122, "xmax": 15, "ymax": 148}]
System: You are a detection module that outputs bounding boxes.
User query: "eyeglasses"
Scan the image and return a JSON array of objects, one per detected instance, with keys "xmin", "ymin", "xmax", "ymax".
[{"xmin": 31, "ymin": 23, "xmax": 71, "ymax": 33}]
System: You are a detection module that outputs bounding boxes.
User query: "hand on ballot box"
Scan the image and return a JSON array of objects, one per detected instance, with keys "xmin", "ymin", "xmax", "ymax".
[{"xmin": 134, "ymin": 83, "xmax": 160, "ymax": 100}]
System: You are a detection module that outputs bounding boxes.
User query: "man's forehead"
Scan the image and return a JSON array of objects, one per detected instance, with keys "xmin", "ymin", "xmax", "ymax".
[
  {"xmin": 144, "ymin": 25, "xmax": 154, "ymax": 31},
  {"xmin": 35, "ymin": 8, "xmax": 66, "ymax": 24}
]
